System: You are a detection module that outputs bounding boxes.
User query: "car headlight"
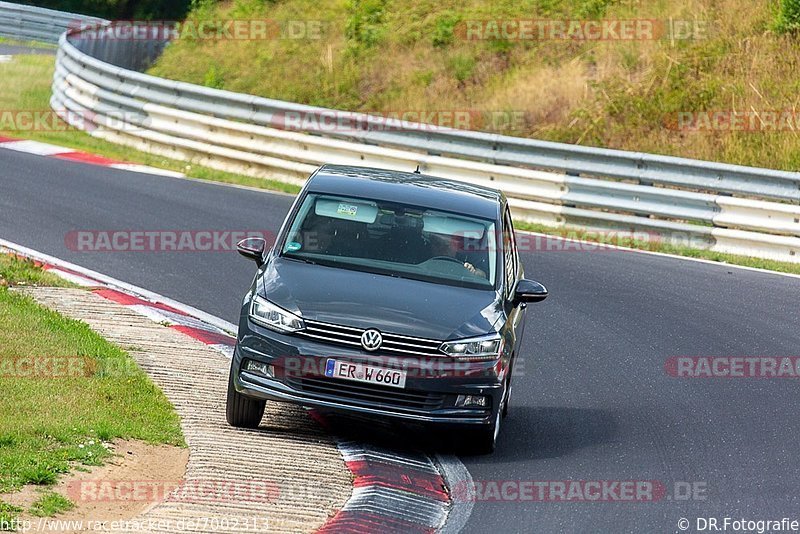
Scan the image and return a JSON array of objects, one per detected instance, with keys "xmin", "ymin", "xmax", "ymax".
[
  {"xmin": 249, "ymin": 295, "xmax": 305, "ymax": 333},
  {"xmin": 439, "ymin": 334, "xmax": 504, "ymax": 361}
]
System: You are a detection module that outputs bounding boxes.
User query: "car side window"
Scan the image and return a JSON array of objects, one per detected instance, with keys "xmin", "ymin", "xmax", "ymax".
[
  {"xmin": 502, "ymin": 208, "xmax": 518, "ymax": 298},
  {"xmin": 507, "ymin": 208, "xmax": 520, "ymax": 277}
]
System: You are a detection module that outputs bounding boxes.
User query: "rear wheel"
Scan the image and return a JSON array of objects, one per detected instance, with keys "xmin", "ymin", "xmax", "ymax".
[{"xmin": 226, "ymin": 366, "xmax": 266, "ymax": 428}]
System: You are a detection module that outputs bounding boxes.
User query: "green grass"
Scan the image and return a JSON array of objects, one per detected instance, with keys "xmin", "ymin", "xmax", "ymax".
[
  {"xmin": 0, "ymin": 502, "xmax": 21, "ymax": 531},
  {"xmin": 0, "ymin": 255, "xmax": 184, "ymax": 524},
  {"xmin": 0, "ymin": 55, "xmax": 300, "ymax": 195},
  {"xmin": 148, "ymin": 0, "xmax": 800, "ymax": 172},
  {"xmin": 28, "ymin": 492, "xmax": 74, "ymax": 518},
  {"xmin": 0, "ymin": 255, "xmax": 74, "ymax": 288},
  {"xmin": 516, "ymin": 221, "xmax": 800, "ymax": 275},
  {"xmin": 0, "ymin": 37, "xmax": 56, "ymax": 49}
]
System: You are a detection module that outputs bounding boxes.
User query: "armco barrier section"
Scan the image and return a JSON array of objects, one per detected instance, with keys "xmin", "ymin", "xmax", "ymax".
[
  {"xmin": 0, "ymin": 2, "xmax": 101, "ymax": 44},
  {"xmin": 1, "ymin": 3, "xmax": 799, "ymax": 262}
]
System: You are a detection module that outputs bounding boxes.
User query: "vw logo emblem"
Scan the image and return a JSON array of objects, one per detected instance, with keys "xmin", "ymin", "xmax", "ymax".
[{"xmin": 360, "ymin": 329, "xmax": 383, "ymax": 351}]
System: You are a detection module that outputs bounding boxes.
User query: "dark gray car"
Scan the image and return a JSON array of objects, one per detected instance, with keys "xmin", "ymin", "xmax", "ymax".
[{"xmin": 227, "ymin": 164, "xmax": 548, "ymax": 453}]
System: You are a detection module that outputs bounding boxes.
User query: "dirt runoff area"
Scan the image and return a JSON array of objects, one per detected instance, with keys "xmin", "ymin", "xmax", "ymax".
[{"xmin": 4, "ymin": 440, "xmax": 188, "ymax": 532}]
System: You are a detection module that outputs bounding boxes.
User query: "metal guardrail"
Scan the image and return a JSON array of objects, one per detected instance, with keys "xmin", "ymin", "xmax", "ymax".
[
  {"xmin": 1, "ymin": 3, "xmax": 798, "ymax": 262},
  {"xmin": 0, "ymin": 2, "xmax": 101, "ymax": 44}
]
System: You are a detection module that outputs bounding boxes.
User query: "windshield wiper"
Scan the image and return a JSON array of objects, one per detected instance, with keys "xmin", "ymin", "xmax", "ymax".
[{"xmin": 284, "ymin": 255, "xmax": 319, "ymax": 266}]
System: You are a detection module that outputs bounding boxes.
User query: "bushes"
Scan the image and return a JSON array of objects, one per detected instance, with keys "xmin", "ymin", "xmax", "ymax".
[
  {"xmin": 202, "ymin": 64, "xmax": 225, "ymax": 89},
  {"xmin": 345, "ymin": 0, "xmax": 387, "ymax": 52},
  {"xmin": 576, "ymin": 0, "xmax": 616, "ymax": 19},
  {"xmin": 776, "ymin": 0, "xmax": 800, "ymax": 33},
  {"xmin": 431, "ymin": 11, "xmax": 461, "ymax": 48}
]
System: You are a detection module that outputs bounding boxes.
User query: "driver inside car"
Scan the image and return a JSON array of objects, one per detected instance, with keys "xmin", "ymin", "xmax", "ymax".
[{"xmin": 427, "ymin": 233, "xmax": 487, "ymax": 279}]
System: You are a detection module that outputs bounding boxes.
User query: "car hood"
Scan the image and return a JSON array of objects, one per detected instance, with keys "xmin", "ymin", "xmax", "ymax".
[{"xmin": 258, "ymin": 257, "xmax": 503, "ymax": 340}]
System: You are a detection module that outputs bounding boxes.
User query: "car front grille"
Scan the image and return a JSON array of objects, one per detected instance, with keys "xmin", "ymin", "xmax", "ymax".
[
  {"xmin": 297, "ymin": 319, "xmax": 445, "ymax": 357},
  {"xmin": 284, "ymin": 375, "xmax": 446, "ymax": 412}
]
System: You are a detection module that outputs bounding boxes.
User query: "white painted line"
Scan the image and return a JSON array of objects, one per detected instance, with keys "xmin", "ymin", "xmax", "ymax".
[
  {"xmin": 338, "ymin": 442, "xmax": 439, "ymax": 472},
  {"xmin": 44, "ymin": 267, "xmax": 99, "ymax": 287},
  {"xmin": 139, "ymin": 306, "xmax": 225, "ymax": 332},
  {"xmin": 128, "ymin": 304, "xmax": 175, "ymax": 325},
  {"xmin": 343, "ymin": 486, "xmax": 448, "ymax": 527},
  {"xmin": 0, "ymin": 238, "xmax": 237, "ymax": 334},
  {"xmin": 209, "ymin": 344, "xmax": 234, "ymax": 358},
  {"xmin": 109, "ymin": 163, "xmax": 185, "ymax": 178},
  {"xmin": 0, "ymin": 55, "xmax": 12, "ymax": 63},
  {"xmin": 0, "ymin": 137, "xmax": 185, "ymax": 179},
  {"xmin": 0, "ymin": 139, "xmax": 73, "ymax": 156}
]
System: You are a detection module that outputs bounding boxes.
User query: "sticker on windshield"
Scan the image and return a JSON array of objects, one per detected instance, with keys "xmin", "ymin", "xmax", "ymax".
[
  {"xmin": 337, "ymin": 203, "xmax": 358, "ymax": 217},
  {"xmin": 286, "ymin": 241, "xmax": 302, "ymax": 252}
]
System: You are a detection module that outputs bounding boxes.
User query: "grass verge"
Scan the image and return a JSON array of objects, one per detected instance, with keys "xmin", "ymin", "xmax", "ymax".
[
  {"xmin": 0, "ymin": 55, "xmax": 300, "ymax": 194},
  {"xmin": 0, "ymin": 254, "xmax": 184, "ymax": 522},
  {"xmin": 0, "ymin": 37, "xmax": 56, "ymax": 49},
  {"xmin": 0, "ymin": 255, "xmax": 73, "ymax": 288}
]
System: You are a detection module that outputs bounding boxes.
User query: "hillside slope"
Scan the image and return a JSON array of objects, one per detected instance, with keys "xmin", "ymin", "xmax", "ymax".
[{"xmin": 148, "ymin": 0, "xmax": 800, "ymax": 171}]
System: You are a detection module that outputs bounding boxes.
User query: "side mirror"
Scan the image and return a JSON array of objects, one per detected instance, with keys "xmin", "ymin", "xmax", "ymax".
[
  {"xmin": 514, "ymin": 279, "xmax": 548, "ymax": 304},
  {"xmin": 237, "ymin": 238, "xmax": 266, "ymax": 266}
]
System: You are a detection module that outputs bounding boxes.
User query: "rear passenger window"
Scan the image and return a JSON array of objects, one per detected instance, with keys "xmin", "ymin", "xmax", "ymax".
[{"xmin": 502, "ymin": 209, "xmax": 518, "ymax": 296}]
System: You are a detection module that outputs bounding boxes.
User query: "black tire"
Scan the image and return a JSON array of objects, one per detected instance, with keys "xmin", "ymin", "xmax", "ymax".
[
  {"xmin": 468, "ymin": 409, "xmax": 501, "ymax": 455},
  {"xmin": 226, "ymin": 367, "xmax": 266, "ymax": 428},
  {"xmin": 466, "ymin": 378, "xmax": 507, "ymax": 454}
]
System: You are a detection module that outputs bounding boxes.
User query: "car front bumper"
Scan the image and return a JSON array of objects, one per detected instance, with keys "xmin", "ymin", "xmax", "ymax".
[{"xmin": 231, "ymin": 319, "xmax": 506, "ymax": 427}]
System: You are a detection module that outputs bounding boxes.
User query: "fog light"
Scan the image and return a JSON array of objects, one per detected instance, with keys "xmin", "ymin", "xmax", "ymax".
[
  {"xmin": 456, "ymin": 394, "xmax": 489, "ymax": 408},
  {"xmin": 244, "ymin": 359, "xmax": 273, "ymax": 377}
]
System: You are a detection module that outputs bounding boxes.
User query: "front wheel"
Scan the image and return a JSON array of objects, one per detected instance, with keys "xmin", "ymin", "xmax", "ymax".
[
  {"xmin": 468, "ymin": 407, "xmax": 501, "ymax": 454},
  {"xmin": 226, "ymin": 367, "xmax": 266, "ymax": 428},
  {"xmin": 466, "ymin": 378, "xmax": 508, "ymax": 454}
]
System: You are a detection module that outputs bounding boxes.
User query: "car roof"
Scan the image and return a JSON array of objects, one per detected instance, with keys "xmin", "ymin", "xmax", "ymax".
[{"xmin": 305, "ymin": 164, "xmax": 504, "ymax": 220}]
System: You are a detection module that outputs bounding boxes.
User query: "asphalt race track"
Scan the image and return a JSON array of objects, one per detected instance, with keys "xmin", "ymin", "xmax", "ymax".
[{"xmin": 3, "ymin": 149, "xmax": 800, "ymax": 533}]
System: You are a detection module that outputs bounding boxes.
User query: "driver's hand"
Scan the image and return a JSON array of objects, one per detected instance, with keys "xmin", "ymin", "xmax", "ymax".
[{"xmin": 463, "ymin": 262, "xmax": 486, "ymax": 278}]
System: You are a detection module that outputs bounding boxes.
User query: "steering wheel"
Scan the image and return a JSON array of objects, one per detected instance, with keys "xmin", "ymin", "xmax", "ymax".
[{"xmin": 428, "ymin": 255, "xmax": 465, "ymax": 265}]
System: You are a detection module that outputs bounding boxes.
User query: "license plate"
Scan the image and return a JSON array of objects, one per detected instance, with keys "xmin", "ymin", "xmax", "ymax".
[{"xmin": 324, "ymin": 358, "xmax": 407, "ymax": 389}]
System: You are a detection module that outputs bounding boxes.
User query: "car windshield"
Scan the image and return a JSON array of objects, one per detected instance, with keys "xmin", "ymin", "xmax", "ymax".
[{"xmin": 280, "ymin": 193, "xmax": 497, "ymax": 289}]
